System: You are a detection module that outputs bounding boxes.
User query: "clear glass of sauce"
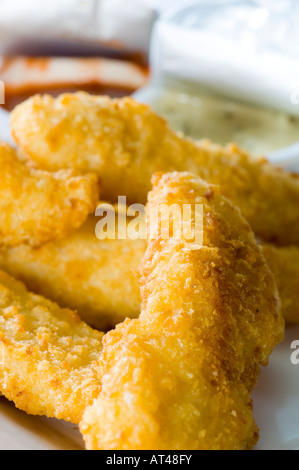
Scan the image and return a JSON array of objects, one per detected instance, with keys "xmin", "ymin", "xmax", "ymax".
[{"xmin": 135, "ymin": 0, "xmax": 299, "ymax": 158}]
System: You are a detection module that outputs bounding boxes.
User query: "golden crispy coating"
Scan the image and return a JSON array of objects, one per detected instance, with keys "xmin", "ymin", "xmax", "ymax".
[
  {"xmin": 0, "ymin": 216, "xmax": 145, "ymax": 330},
  {"xmin": 11, "ymin": 92, "xmax": 299, "ymax": 245},
  {"xmin": 0, "ymin": 216, "xmax": 295, "ymax": 334},
  {"xmin": 0, "ymin": 212, "xmax": 295, "ymax": 331},
  {"xmin": 0, "ymin": 270, "xmax": 103, "ymax": 424},
  {"xmin": 80, "ymin": 172, "xmax": 284, "ymax": 450},
  {"xmin": 262, "ymin": 244, "xmax": 299, "ymax": 325},
  {"xmin": 0, "ymin": 142, "xmax": 99, "ymax": 247}
]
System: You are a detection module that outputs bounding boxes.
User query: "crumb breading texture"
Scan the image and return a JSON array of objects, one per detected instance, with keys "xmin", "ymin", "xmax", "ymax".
[
  {"xmin": 262, "ymin": 244, "xmax": 299, "ymax": 325},
  {"xmin": 0, "ymin": 270, "xmax": 103, "ymax": 423},
  {"xmin": 0, "ymin": 216, "xmax": 145, "ymax": 330},
  {"xmin": 80, "ymin": 172, "xmax": 284, "ymax": 450},
  {"xmin": 0, "ymin": 142, "xmax": 100, "ymax": 247},
  {"xmin": 0, "ymin": 215, "xmax": 296, "ymax": 328},
  {"xmin": 10, "ymin": 92, "xmax": 299, "ymax": 246}
]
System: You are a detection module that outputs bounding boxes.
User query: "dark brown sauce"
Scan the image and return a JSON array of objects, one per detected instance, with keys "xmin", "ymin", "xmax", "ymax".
[
  {"xmin": 1, "ymin": 84, "xmax": 135, "ymax": 111},
  {"xmin": 0, "ymin": 56, "xmax": 149, "ymax": 111}
]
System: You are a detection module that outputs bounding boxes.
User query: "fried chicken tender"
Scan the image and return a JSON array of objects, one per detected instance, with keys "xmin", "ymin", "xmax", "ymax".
[
  {"xmin": 0, "ymin": 142, "xmax": 99, "ymax": 247},
  {"xmin": 0, "ymin": 270, "xmax": 103, "ymax": 423},
  {"xmin": 0, "ymin": 212, "xmax": 295, "ymax": 330},
  {"xmin": 80, "ymin": 172, "xmax": 284, "ymax": 451},
  {"xmin": 262, "ymin": 244, "xmax": 299, "ymax": 325},
  {"xmin": 0, "ymin": 216, "xmax": 145, "ymax": 330},
  {"xmin": 10, "ymin": 92, "xmax": 299, "ymax": 246}
]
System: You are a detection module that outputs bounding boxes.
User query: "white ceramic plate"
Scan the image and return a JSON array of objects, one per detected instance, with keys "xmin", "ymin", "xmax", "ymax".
[
  {"xmin": 0, "ymin": 399, "xmax": 84, "ymax": 450},
  {"xmin": 253, "ymin": 325, "xmax": 299, "ymax": 450}
]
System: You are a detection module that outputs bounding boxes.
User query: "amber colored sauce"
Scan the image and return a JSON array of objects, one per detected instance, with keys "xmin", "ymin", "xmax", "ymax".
[
  {"xmin": 0, "ymin": 55, "xmax": 149, "ymax": 111},
  {"xmin": 1, "ymin": 84, "xmax": 136, "ymax": 111}
]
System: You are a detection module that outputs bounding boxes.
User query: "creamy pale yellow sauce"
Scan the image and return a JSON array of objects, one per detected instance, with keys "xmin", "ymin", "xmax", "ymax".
[{"xmin": 152, "ymin": 87, "xmax": 299, "ymax": 156}]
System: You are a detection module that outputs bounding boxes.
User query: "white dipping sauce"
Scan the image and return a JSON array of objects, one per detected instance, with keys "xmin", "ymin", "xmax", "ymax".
[{"xmin": 152, "ymin": 87, "xmax": 299, "ymax": 156}]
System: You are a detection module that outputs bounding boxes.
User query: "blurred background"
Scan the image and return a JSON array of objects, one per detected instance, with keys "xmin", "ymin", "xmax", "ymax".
[{"xmin": 1, "ymin": 0, "xmax": 299, "ymax": 162}]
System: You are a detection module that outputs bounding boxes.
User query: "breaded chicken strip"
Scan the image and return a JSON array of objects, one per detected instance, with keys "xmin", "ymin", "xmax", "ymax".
[
  {"xmin": 10, "ymin": 92, "xmax": 299, "ymax": 245},
  {"xmin": 0, "ymin": 142, "xmax": 99, "ymax": 247},
  {"xmin": 0, "ymin": 216, "xmax": 145, "ymax": 330},
  {"xmin": 262, "ymin": 244, "xmax": 299, "ymax": 325},
  {"xmin": 80, "ymin": 172, "xmax": 284, "ymax": 450},
  {"xmin": 0, "ymin": 270, "xmax": 103, "ymax": 423},
  {"xmin": 0, "ymin": 212, "xmax": 295, "ymax": 329}
]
